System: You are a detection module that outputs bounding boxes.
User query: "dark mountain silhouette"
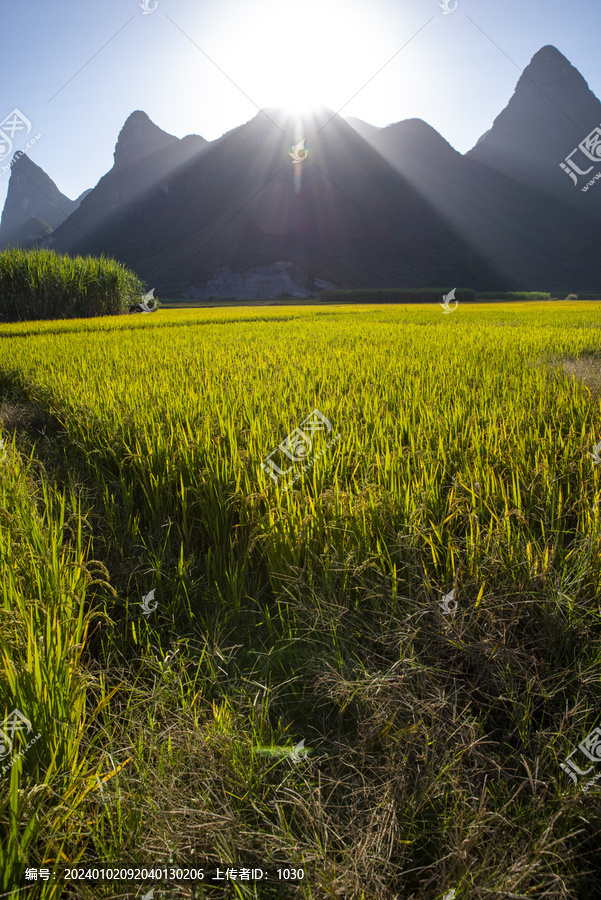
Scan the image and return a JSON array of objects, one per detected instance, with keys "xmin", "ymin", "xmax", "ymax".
[
  {"xmin": 467, "ymin": 45, "xmax": 601, "ymax": 209},
  {"xmin": 345, "ymin": 117, "xmax": 382, "ymax": 143},
  {"xmin": 112, "ymin": 109, "xmax": 181, "ymax": 170},
  {"xmin": 42, "ymin": 110, "xmax": 208, "ymax": 251},
  {"xmin": 0, "ymin": 154, "xmax": 89, "ymax": 248},
  {"xmin": 7, "ymin": 215, "xmax": 54, "ymax": 249},
  {"xmin": 46, "ymin": 110, "xmax": 207, "ymax": 256},
  {"xmin": 0, "ymin": 110, "xmax": 207, "ymax": 252},
  {"xmin": 348, "ymin": 48, "xmax": 601, "ymax": 292},
  {"xmin": 3, "ymin": 46, "xmax": 601, "ymax": 296},
  {"xmin": 44, "ymin": 105, "xmax": 501, "ymax": 296}
]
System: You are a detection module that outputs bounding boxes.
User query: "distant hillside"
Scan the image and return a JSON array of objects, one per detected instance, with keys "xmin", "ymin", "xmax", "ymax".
[
  {"xmin": 467, "ymin": 45, "xmax": 601, "ymax": 210},
  {"xmin": 45, "ymin": 105, "xmax": 501, "ymax": 295},
  {"xmin": 44, "ymin": 110, "xmax": 209, "ymax": 261},
  {"xmin": 2, "ymin": 46, "xmax": 600, "ymax": 296},
  {"xmin": 0, "ymin": 154, "xmax": 87, "ymax": 248},
  {"xmin": 6, "ymin": 215, "xmax": 53, "ymax": 249},
  {"xmin": 345, "ymin": 116, "xmax": 382, "ymax": 142}
]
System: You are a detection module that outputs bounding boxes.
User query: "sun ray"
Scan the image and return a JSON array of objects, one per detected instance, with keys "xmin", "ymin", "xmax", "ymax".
[{"xmin": 213, "ymin": 0, "xmax": 384, "ymax": 115}]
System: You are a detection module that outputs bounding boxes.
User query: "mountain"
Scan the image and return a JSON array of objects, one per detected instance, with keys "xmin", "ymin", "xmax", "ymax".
[
  {"xmin": 46, "ymin": 105, "xmax": 501, "ymax": 295},
  {"xmin": 7, "ymin": 46, "xmax": 601, "ymax": 296},
  {"xmin": 354, "ymin": 53, "xmax": 601, "ymax": 292},
  {"xmin": 112, "ymin": 109, "xmax": 181, "ymax": 169},
  {"xmin": 0, "ymin": 155, "xmax": 88, "ymax": 248},
  {"xmin": 467, "ymin": 45, "xmax": 601, "ymax": 208},
  {"xmin": 43, "ymin": 110, "xmax": 208, "ymax": 257},
  {"xmin": 7, "ymin": 215, "xmax": 54, "ymax": 249},
  {"xmin": 345, "ymin": 116, "xmax": 381, "ymax": 142},
  {"xmin": 367, "ymin": 118, "xmax": 466, "ymax": 207}
]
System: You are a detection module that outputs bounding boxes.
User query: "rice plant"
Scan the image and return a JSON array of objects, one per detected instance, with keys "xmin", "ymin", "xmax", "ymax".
[{"xmin": 0, "ymin": 300, "xmax": 600, "ymax": 898}]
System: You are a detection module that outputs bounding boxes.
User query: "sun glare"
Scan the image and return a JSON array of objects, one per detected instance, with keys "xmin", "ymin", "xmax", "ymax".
[{"xmin": 221, "ymin": 0, "xmax": 382, "ymax": 115}]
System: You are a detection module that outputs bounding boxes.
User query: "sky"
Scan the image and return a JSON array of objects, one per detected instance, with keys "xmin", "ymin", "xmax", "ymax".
[{"xmin": 1, "ymin": 0, "xmax": 600, "ymax": 210}]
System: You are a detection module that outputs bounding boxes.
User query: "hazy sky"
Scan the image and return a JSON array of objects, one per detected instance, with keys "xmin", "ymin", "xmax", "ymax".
[{"xmin": 1, "ymin": 0, "xmax": 599, "ymax": 208}]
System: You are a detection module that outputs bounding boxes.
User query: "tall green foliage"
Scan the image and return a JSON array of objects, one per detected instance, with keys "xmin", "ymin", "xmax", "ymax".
[
  {"xmin": 0, "ymin": 248, "xmax": 144, "ymax": 322},
  {"xmin": 476, "ymin": 291, "xmax": 552, "ymax": 301},
  {"xmin": 319, "ymin": 287, "xmax": 477, "ymax": 303}
]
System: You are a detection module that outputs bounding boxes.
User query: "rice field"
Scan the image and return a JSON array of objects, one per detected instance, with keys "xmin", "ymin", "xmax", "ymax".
[{"xmin": 1, "ymin": 301, "xmax": 601, "ymax": 899}]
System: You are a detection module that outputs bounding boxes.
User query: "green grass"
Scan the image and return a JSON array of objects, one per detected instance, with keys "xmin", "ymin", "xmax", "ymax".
[{"xmin": 0, "ymin": 302, "xmax": 600, "ymax": 898}]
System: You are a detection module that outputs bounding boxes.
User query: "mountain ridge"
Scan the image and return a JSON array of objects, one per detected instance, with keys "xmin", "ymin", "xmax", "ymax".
[
  {"xmin": 2, "ymin": 44, "xmax": 600, "ymax": 295},
  {"xmin": 0, "ymin": 154, "xmax": 87, "ymax": 248}
]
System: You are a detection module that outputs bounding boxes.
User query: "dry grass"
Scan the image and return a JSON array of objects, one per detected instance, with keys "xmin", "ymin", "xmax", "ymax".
[{"xmin": 556, "ymin": 354, "xmax": 601, "ymax": 399}]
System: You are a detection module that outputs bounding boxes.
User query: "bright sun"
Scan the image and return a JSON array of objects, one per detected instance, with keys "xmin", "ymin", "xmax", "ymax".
[{"xmin": 219, "ymin": 0, "xmax": 383, "ymax": 115}]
